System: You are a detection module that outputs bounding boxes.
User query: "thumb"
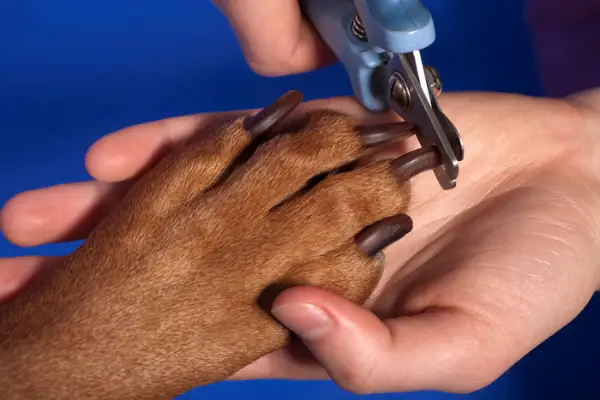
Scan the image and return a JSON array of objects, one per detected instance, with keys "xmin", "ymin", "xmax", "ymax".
[
  {"xmin": 270, "ymin": 285, "xmax": 393, "ymax": 394},
  {"xmin": 271, "ymin": 286, "xmax": 506, "ymax": 394}
]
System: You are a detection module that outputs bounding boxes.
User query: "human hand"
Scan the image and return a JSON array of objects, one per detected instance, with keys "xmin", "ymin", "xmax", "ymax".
[
  {"xmin": 236, "ymin": 88, "xmax": 600, "ymax": 393},
  {"xmin": 211, "ymin": 0, "xmax": 334, "ymax": 76},
  {"xmin": 2, "ymin": 89, "xmax": 600, "ymax": 394}
]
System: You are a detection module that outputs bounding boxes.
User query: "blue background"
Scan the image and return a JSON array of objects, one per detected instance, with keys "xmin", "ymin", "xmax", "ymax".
[{"xmin": 0, "ymin": 1, "xmax": 598, "ymax": 399}]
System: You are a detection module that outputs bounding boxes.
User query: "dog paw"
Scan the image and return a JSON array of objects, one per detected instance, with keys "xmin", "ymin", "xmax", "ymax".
[{"xmin": 0, "ymin": 91, "xmax": 440, "ymax": 400}]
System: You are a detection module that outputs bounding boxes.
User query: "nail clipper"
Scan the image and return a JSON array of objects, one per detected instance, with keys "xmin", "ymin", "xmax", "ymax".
[{"xmin": 300, "ymin": 0, "xmax": 464, "ymax": 190}]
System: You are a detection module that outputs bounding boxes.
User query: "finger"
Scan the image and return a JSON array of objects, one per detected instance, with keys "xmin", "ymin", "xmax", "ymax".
[
  {"xmin": 271, "ymin": 287, "xmax": 502, "ymax": 394},
  {"xmin": 2, "ymin": 93, "xmax": 302, "ymax": 246},
  {"xmin": 270, "ymin": 286, "xmax": 393, "ymax": 393},
  {"xmin": 212, "ymin": 0, "xmax": 335, "ymax": 76},
  {"xmin": 85, "ymin": 110, "xmax": 256, "ymax": 183},
  {"xmin": 0, "ymin": 181, "xmax": 131, "ymax": 247},
  {"xmin": 85, "ymin": 114, "xmax": 219, "ymax": 183},
  {"xmin": 86, "ymin": 96, "xmax": 400, "ymax": 184},
  {"xmin": 0, "ymin": 256, "xmax": 61, "ymax": 302}
]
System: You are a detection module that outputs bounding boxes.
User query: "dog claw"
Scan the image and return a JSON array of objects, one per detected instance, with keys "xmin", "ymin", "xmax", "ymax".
[
  {"xmin": 356, "ymin": 122, "xmax": 415, "ymax": 147},
  {"xmin": 358, "ymin": 141, "xmax": 406, "ymax": 167},
  {"xmin": 244, "ymin": 90, "xmax": 303, "ymax": 138},
  {"xmin": 355, "ymin": 214, "xmax": 414, "ymax": 257},
  {"xmin": 391, "ymin": 147, "xmax": 441, "ymax": 182}
]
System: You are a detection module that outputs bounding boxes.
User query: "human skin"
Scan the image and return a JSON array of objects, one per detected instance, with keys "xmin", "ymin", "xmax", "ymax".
[{"xmin": 1, "ymin": 89, "xmax": 599, "ymax": 394}]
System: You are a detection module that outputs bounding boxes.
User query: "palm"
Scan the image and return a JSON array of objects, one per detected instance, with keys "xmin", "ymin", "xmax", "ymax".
[
  {"xmin": 238, "ymin": 93, "xmax": 600, "ymax": 380},
  {"xmin": 373, "ymin": 92, "xmax": 595, "ymax": 321},
  {"xmin": 1, "ymin": 92, "xmax": 598, "ymax": 383}
]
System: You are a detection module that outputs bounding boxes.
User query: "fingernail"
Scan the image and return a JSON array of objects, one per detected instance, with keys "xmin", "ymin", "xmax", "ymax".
[{"xmin": 271, "ymin": 303, "xmax": 331, "ymax": 341}]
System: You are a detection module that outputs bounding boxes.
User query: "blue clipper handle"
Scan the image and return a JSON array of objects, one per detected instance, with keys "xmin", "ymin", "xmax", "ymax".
[
  {"xmin": 353, "ymin": 0, "xmax": 436, "ymax": 53},
  {"xmin": 300, "ymin": 0, "xmax": 436, "ymax": 112},
  {"xmin": 300, "ymin": 0, "xmax": 389, "ymax": 111}
]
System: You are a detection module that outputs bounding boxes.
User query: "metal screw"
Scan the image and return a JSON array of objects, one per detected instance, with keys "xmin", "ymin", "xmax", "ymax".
[
  {"xmin": 389, "ymin": 72, "xmax": 411, "ymax": 110},
  {"xmin": 424, "ymin": 66, "xmax": 442, "ymax": 96}
]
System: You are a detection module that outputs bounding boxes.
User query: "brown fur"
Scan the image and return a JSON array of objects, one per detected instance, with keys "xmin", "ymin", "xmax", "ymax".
[{"xmin": 0, "ymin": 110, "xmax": 411, "ymax": 399}]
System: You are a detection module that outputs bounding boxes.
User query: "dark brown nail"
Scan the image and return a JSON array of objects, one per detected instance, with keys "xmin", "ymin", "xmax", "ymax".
[
  {"xmin": 391, "ymin": 147, "xmax": 441, "ymax": 182},
  {"xmin": 358, "ymin": 141, "xmax": 407, "ymax": 167},
  {"xmin": 355, "ymin": 214, "xmax": 413, "ymax": 257},
  {"xmin": 244, "ymin": 90, "xmax": 303, "ymax": 138},
  {"xmin": 356, "ymin": 122, "xmax": 415, "ymax": 147}
]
